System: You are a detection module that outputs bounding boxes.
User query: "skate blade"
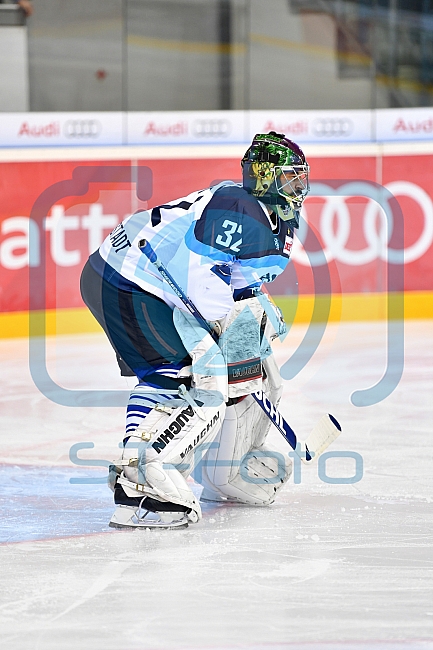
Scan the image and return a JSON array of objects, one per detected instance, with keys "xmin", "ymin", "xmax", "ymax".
[{"xmin": 109, "ymin": 520, "xmax": 188, "ymax": 530}]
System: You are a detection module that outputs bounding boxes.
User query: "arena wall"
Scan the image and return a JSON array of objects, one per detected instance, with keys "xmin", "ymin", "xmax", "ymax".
[{"xmin": 0, "ymin": 142, "xmax": 432, "ymax": 338}]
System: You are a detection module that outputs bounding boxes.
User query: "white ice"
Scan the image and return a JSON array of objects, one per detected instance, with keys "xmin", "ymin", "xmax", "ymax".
[{"xmin": 0, "ymin": 320, "xmax": 432, "ymax": 650}]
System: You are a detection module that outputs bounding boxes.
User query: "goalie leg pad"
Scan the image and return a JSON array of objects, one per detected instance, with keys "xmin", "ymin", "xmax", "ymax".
[
  {"xmin": 113, "ymin": 388, "xmax": 225, "ymax": 523},
  {"xmin": 120, "ymin": 460, "xmax": 202, "ymax": 523},
  {"xmin": 199, "ymin": 401, "xmax": 292, "ymax": 506}
]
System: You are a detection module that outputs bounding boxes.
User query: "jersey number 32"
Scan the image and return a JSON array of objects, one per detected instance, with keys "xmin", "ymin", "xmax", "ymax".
[{"xmin": 215, "ymin": 220, "xmax": 242, "ymax": 252}]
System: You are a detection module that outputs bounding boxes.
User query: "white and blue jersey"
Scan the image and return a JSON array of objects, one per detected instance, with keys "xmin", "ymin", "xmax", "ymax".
[{"xmin": 96, "ymin": 181, "xmax": 294, "ymax": 321}]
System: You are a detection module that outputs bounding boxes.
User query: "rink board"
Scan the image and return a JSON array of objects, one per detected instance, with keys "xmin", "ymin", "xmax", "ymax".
[
  {"xmin": 0, "ymin": 290, "xmax": 432, "ymax": 339},
  {"xmin": 0, "ymin": 142, "xmax": 433, "ymax": 325}
]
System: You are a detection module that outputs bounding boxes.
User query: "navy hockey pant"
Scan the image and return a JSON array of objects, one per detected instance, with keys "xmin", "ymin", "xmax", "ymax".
[{"xmin": 80, "ymin": 257, "xmax": 191, "ymax": 389}]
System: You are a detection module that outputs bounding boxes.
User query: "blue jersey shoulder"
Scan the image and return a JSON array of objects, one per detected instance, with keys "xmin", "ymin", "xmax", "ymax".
[{"xmin": 194, "ymin": 184, "xmax": 292, "ymax": 260}]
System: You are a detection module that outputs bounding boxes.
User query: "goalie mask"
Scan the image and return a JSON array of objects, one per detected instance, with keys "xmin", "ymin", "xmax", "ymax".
[{"xmin": 241, "ymin": 131, "xmax": 310, "ymax": 229}]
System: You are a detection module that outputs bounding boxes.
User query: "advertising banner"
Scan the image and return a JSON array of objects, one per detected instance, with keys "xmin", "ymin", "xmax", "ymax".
[
  {"xmin": 375, "ymin": 107, "xmax": 433, "ymax": 142},
  {"xmin": 270, "ymin": 153, "xmax": 433, "ymax": 297},
  {"xmin": 127, "ymin": 110, "xmax": 246, "ymax": 145},
  {"xmin": 3, "ymin": 109, "xmax": 433, "ymax": 147},
  {"xmin": 0, "ymin": 151, "xmax": 432, "ymax": 314},
  {"xmin": 248, "ymin": 110, "xmax": 373, "ymax": 144},
  {"xmin": 0, "ymin": 112, "xmax": 124, "ymax": 147}
]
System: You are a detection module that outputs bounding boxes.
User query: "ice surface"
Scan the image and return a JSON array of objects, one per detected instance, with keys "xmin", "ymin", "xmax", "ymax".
[{"xmin": 0, "ymin": 321, "xmax": 432, "ymax": 650}]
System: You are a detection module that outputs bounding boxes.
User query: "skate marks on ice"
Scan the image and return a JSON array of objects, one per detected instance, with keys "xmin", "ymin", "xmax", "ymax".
[
  {"xmin": 0, "ymin": 491, "xmax": 432, "ymax": 649},
  {"xmin": 0, "ymin": 465, "xmax": 115, "ymax": 544},
  {"xmin": 0, "ymin": 323, "xmax": 432, "ymax": 648}
]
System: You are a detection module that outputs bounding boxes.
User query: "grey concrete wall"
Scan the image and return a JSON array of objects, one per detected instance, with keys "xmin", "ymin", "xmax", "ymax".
[{"xmin": 12, "ymin": 0, "xmax": 430, "ymax": 112}]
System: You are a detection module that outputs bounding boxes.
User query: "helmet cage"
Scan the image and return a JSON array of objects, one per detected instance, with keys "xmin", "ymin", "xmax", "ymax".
[
  {"xmin": 242, "ymin": 132, "xmax": 310, "ymax": 213},
  {"xmin": 272, "ymin": 164, "xmax": 309, "ymax": 208}
]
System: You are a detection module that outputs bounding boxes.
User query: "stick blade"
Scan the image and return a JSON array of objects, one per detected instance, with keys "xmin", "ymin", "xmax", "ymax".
[{"xmin": 301, "ymin": 414, "xmax": 342, "ymax": 464}]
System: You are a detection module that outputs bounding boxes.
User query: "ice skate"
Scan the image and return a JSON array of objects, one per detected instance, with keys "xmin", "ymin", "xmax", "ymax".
[
  {"xmin": 109, "ymin": 504, "xmax": 189, "ymax": 530},
  {"xmin": 109, "ymin": 483, "xmax": 189, "ymax": 529}
]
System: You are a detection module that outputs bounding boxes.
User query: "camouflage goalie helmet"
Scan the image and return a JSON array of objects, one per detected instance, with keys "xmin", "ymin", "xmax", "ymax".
[{"xmin": 241, "ymin": 131, "xmax": 310, "ymax": 228}]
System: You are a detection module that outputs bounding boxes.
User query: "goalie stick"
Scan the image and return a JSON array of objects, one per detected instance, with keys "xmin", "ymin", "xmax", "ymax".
[{"xmin": 138, "ymin": 238, "xmax": 341, "ymax": 462}]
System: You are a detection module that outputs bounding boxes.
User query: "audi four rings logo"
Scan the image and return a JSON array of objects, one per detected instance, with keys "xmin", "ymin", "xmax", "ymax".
[
  {"xmin": 312, "ymin": 118, "xmax": 354, "ymax": 137},
  {"xmin": 63, "ymin": 119, "xmax": 102, "ymax": 138},
  {"xmin": 292, "ymin": 181, "xmax": 433, "ymax": 267},
  {"xmin": 192, "ymin": 119, "xmax": 231, "ymax": 138}
]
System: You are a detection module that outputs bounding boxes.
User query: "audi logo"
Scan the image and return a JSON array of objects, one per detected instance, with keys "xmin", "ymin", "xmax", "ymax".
[
  {"xmin": 192, "ymin": 119, "xmax": 231, "ymax": 138},
  {"xmin": 312, "ymin": 118, "xmax": 354, "ymax": 138},
  {"xmin": 292, "ymin": 181, "xmax": 433, "ymax": 266},
  {"xmin": 63, "ymin": 119, "xmax": 102, "ymax": 138}
]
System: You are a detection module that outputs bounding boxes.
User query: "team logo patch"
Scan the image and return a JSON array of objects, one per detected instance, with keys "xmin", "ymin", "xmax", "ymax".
[
  {"xmin": 228, "ymin": 357, "xmax": 262, "ymax": 384},
  {"xmin": 283, "ymin": 235, "xmax": 293, "ymax": 256}
]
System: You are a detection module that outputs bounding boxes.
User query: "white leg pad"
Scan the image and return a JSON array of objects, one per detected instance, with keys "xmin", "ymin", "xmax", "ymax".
[
  {"xmin": 199, "ymin": 400, "xmax": 292, "ymax": 506},
  {"xmin": 116, "ymin": 397, "xmax": 225, "ymax": 522},
  {"xmin": 122, "ymin": 460, "xmax": 202, "ymax": 523}
]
